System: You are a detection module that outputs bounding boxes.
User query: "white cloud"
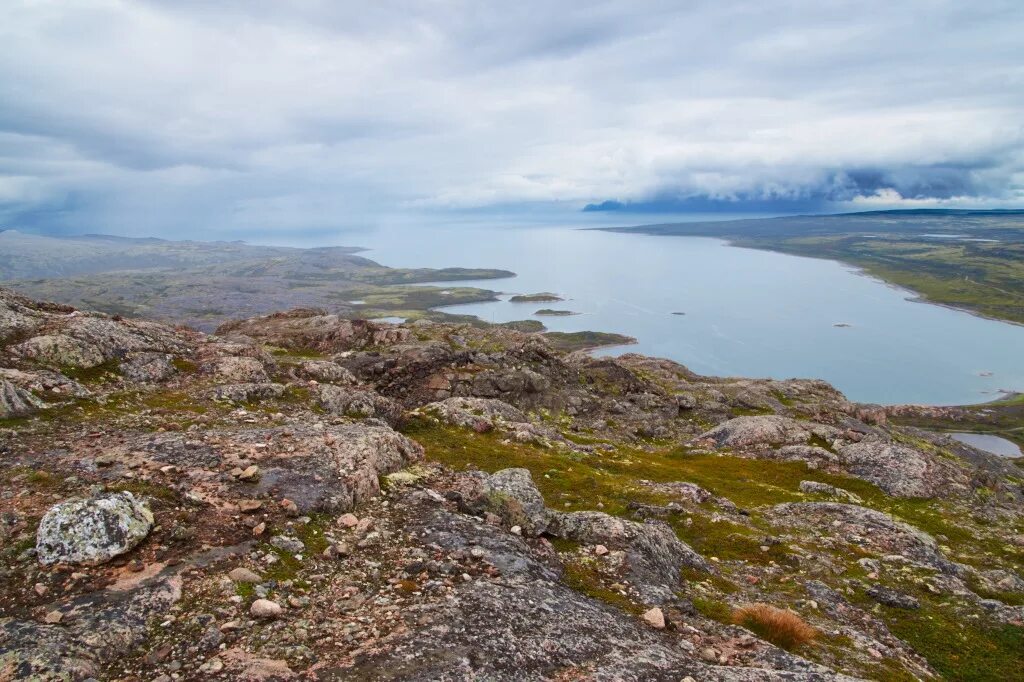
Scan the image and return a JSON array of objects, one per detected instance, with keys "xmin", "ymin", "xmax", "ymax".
[{"xmin": 0, "ymin": 0, "xmax": 1022, "ymax": 235}]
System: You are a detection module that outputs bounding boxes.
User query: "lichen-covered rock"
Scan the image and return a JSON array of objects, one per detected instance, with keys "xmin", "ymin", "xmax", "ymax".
[
  {"xmin": 0, "ymin": 379, "xmax": 44, "ymax": 418},
  {"xmin": 247, "ymin": 423, "xmax": 424, "ymax": 513},
  {"xmin": 208, "ymin": 382, "xmax": 285, "ymax": 402},
  {"xmin": 296, "ymin": 359, "xmax": 357, "ymax": 384},
  {"xmin": 0, "ymin": 367, "xmax": 90, "ymax": 398},
  {"xmin": 36, "ymin": 491, "xmax": 154, "ymax": 566},
  {"xmin": 799, "ymin": 480, "xmax": 862, "ymax": 503},
  {"xmin": 700, "ymin": 415, "xmax": 838, "ymax": 448},
  {"xmin": 548, "ymin": 510, "xmax": 710, "ymax": 600},
  {"xmin": 210, "ymin": 355, "xmax": 269, "ymax": 383},
  {"xmin": 482, "ymin": 468, "xmax": 551, "ymax": 536},
  {"xmin": 317, "ymin": 384, "xmax": 405, "ymax": 426},
  {"xmin": 768, "ymin": 502, "xmax": 962, "ymax": 576},
  {"xmin": 12, "ymin": 314, "xmax": 189, "ymax": 369},
  {"xmin": 120, "ymin": 352, "xmax": 177, "ymax": 383},
  {"xmin": 426, "ymin": 396, "xmax": 528, "ymax": 430},
  {"xmin": 836, "ymin": 441, "xmax": 967, "ymax": 498}
]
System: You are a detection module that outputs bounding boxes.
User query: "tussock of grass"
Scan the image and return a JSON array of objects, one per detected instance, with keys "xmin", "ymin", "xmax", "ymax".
[{"xmin": 732, "ymin": 603, "xmax": 817, "ymax": 650}]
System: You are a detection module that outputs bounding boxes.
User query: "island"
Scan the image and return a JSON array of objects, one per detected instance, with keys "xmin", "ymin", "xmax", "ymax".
[
  {"xmin": 534, "ymin": 309, "xmax": 579, "ymax": 316},
  {"xmin": 509, "ymin": 292, "xmax": 564, "ymax": 303}
]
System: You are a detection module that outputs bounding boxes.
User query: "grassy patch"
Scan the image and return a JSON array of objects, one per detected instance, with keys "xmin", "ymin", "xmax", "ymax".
[{"xmin": 61, "ymin": 358, "xmax": 122, "ymax": 384}]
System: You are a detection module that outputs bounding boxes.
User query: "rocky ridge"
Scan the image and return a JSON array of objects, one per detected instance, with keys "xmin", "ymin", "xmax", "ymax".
[{"xmin": 0, "ymin": 287, "xmax": 1021, "ymax": 681}]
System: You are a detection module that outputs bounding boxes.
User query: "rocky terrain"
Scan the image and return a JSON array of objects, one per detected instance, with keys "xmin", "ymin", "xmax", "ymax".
[
  {"xmin": 0, "ymin": 231, "xmax": 515, "ymax": 332},
  {"xmin": 1, "ymin": 287, "xmax": 1022, "ymax": 681}
]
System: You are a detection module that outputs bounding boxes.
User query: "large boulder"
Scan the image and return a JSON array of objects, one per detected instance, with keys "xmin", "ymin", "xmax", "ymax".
[
  {"xmin": 120, "ymin": 352, "xmax": 177, "ymax": 384},
  {"xmin": 296, "ymin": 359, "xmax": 357, "ymax": 384},
  {"xmin": 483, "ymin": 468, "xmax": 551, "ymax": 536},
  {"xmin": 317, "ymin": 384, "xmax": 405, "ymax": 426},
  {"xmin": 426, "ymin": 396, "xmax": 528, "ymax": 430},
  {"xmin": 700, "ymin": 416, "xmax": 838, "ymax": 448},
  {"xmin": 250, "ymin": 423, "xmax": 425, "ymax": 513},
  {"xmin": 767, "ymin": 502, "xmax": 962, "ymax": 576},
  {"xmin": 548, "ymin": 511, "xmax": 710, "ymax": 601},
  {"xmin": 36, "ymin": 491, "xmax": 154, "ymax": 566},
  {"xmin": 210, "ymin": 356, "xmax": 269, "ymax": 383},
  {"xmin": 836, "ymin": 441, "xmax": 967, "ymax": 498}
]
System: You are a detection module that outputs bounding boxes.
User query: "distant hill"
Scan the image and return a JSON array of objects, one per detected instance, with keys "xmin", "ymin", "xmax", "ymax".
[{"xmin": 604, "ymin": 209, "xmax": 1024, "ymax": 324}]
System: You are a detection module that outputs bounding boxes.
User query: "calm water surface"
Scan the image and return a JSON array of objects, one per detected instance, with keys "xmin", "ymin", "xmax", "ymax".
[
  {"xmin": 344, "ymin": 223, "xmax": 1024, "ymax": 406},
  {"xmin": 950, "ymin": 433, "xmax": 1022, "ymax": 457}
]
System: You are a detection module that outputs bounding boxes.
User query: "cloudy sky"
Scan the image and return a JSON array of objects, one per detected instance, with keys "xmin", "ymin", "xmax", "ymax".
[{"xmin": 1, "ymin": 0, "xmax": 1023, "ymax": 238}]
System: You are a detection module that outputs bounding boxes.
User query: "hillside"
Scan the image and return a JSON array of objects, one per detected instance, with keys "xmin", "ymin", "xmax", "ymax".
[
  {"xmin": 0, "ymin": 232, "xmax": 515, "ymax": 331},
  {"xmin": 604, "ymin": 210, "xmax": 1024, "ymax": 324},
  {"xmin": 1, "ymin": 288, "xmax": 1022, "ymax": 680}
]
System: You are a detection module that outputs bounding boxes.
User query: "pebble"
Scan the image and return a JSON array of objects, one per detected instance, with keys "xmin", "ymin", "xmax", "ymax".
[
  {"xmin": 228, "ymin": 567, "xmax": 262, "ymax": 583},
  {"xmin": 43, "ymin": 610, "xmax": 63, "ymax": 624},
  {"xmin": 594, "ymin": 544, "xmax": 609, "ymax": 556},
  {"xmin": 250, "ymin": 599, "xmax": 283, "ymax": 619},
  {"xmin": 338, "ymin": 513, "xmax": 359, "ymax": 528}
]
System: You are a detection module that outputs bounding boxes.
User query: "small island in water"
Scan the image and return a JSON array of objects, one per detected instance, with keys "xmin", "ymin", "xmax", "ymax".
[
  {"xmin": 510, "ymin": 292, "xmax": 564, "ymax": 303},
  {"xmin": 535, "ymin": 308, "xmax": 579, "ymax": 316}
]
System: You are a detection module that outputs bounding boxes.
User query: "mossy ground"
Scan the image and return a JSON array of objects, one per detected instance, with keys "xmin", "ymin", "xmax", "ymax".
[{"xmin": 402, "ymin": 417, "xmax": 1024, "ymax": 680}]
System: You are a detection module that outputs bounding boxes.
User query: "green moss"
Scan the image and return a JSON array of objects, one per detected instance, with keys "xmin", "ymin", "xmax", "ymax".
[
  {"xmin": 171, "ymin": 358, "xmax": 197, "ymax": 374},
  {"xmin": 880, "ymin": 600, "xmax": 1024, "ymax": 680},
  {"xmin": 61, "ymin": 358, "xmax": 122, "ymax": 384},
  {"xmin": 691, "ymin": 595, "xmax": 732, "ymax": 622},
  {"xmin": 561, "ymin": 559, "xmax": 642, "ymax": 615},
  {"xmin": 107, "ymin": 480, "xmax": 179, "ymax": 502}
]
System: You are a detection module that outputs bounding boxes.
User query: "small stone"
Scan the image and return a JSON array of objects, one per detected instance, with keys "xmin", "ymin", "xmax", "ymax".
[
  {"xmin": 238, "ymin": 465, "xmax": 260, "ymax": 481},
  {"xmin": 238, "ymin": 499, "xmax": 263, "ymax": 513},
  {"xmin": 252, "ymin": 522, "xmax": 266, "ymax": 536},
  {"xmin": 323, "ymin": 542, "xmax": 350, "ymax": 560},
  {"xmin": 250, "ymin": 599, "xmax": 283, "ymax": 619},
  {"xmin": 43, "ymin": 610, "xmax": 63, "ymax": 624},
  {"xmin": 228, "ymin": 567, "xmax": 262, "ymax": 583},
  {"xmin": 700, "ymin": 647, "xmax": 719, "ymax": 662},
  {"xmin": 270, "ymin": 535, "xmax": 305, "ymax": 554},
  {"xmin": 510, "ymin": 525, "xmax": 522, "ymax": 536},
  {"xmin": 33, "ymin": 583, "xmax": 47, "ymax": 596},
  {"xmin": 594, "ymin": 544, "xmax": 609, "ymax": 556},
  {"xmin": 338, "ymin": 513, "xmax": 359, "ymax": 528},
  {"xmin": 279, "ymin": 498, "xmax": 299, "ymax": 516},
  {"xmin": 642, "ymin": 607, "xmax": 665, "ymax": 629}
]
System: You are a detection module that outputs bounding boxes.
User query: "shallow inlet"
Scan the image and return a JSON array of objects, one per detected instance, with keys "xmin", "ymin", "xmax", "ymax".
[
  {"xmin": 950, "ymin": 432, "xmax": 1022, "ymax": 458},
  {"xmin": 341, "ymin": 223, "xmax": 1024, "ymax": 406}
]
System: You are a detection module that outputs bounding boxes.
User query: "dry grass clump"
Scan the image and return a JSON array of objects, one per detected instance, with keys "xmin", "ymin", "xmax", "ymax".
[{"xmin": 732, "ymin": 603, "xmax": 817, "ymax": 650}]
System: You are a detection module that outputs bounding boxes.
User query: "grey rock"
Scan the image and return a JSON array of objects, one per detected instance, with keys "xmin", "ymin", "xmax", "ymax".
[
  {"xmin": 867, "ymin": 584, "xmax": 920, "ymax": 609},
  {"xmin": 270, "ymin": 535, "xmax": 305, "ymax": 554},
  {"xmin": 208, "ymin": 382, "xmax": 285, "ymax": 402},
  {"xmin": 0, "ymin": 379, "xmax": 44, "ymax": 418},
  {"xmin": 836, "ymin": 441, "xmax": 967, "ymax": 499},
  {"xmin": 36, "ymin": 491, "xmax": 154, "ymax": 566},
  {"xmin": 296, "ymin": 360, "xmax": 357, "ymax": 384},
  {"xmin": 548, "ymin": 510, "xmax": 710, "ymax": 601},
  {"xmin": 483, "ymin": 468, "xmax": 551, "ymax": 536},
  {"xmin": 799, "ymin": 480, "xmax": 862, "ymax": 503},
  {"xmin": 701, "ymin": 416, "xmax": 838, "ymax": 448},
  {"xmin": 120, "ymin": 352, "xmax": 176, "ymax": 383},
  {"xmin": 317, "ymin": 384, "xmax": 405, "ymax": 426}
]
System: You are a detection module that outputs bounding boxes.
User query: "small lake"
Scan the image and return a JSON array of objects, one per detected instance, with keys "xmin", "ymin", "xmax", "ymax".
[
  {"xmin": 949, "ymin": 433, "xmax": 1022, "ymax": 458},
  {"xmin": 342, "ymin": 223, "xmax": 1024, "ymax": 406}
]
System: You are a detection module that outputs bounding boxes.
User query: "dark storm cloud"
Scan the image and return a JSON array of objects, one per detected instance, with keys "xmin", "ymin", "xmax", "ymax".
[{"xmin": 0, "ymin": 1, "xmax": 1022, "ymax": 237}]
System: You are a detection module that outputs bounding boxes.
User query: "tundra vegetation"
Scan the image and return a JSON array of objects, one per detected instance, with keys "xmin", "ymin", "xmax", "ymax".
[{"xmin": 0, "ymin": 286, "xmax": 1021, "ymax": 680}]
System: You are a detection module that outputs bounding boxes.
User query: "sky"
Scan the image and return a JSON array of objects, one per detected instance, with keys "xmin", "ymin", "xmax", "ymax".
[{"xmin": 1, "ymin": 0, "xmax": 1023, "ymax": 238}]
